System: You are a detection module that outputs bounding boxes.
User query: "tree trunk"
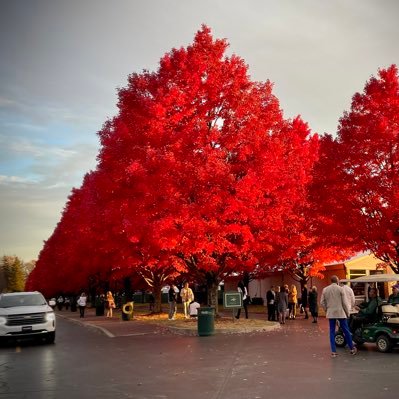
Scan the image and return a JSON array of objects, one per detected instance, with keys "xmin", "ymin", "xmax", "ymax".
[
  {"xmin": 153, "ymin": 283, "xmax": 163, "ymax": 313},
  {"xmin": 123, "ymin": 277, "xmax": 133, "ymax": 302},
  {"xmin": 206, "ymin": 272, "xmax": 220, "ymax": 315}
]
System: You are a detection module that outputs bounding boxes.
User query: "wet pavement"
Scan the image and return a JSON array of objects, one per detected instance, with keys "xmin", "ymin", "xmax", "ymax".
[
  {"xmin": 2, "ymin": 308, "xmax": 399, "ymax": 398},
  {"xmin": 47, "ymin": 309, "xmax": 399, "ymax": 398},
  {"xmin": 57, "ymin": 309, "xmax": 163, "ymax": 337}
]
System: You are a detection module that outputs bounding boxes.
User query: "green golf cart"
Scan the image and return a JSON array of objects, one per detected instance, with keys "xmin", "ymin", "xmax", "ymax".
[{"xmin": 335, "ymin": 273, "xmax": 399, "ymax": 353}]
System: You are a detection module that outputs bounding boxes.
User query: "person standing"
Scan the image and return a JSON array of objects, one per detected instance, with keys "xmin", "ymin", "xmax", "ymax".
[
  {"xmin": 180, "ymin": 282, "xmax": 194, "ymax": 319},
  {"xmin": 236, "ymin": 280, "xmax": 249, "ymax": 319},
  {"xmin": 49, "ymin": 297, "xmax": 56, "ymax": 309},
  {"xmin": 168, "ymin": 285, "xmax": 177, "ymax": 320},
  {"xmin": 288, "ymin": 285, "xmax": 298, "ymax": 319},
  {"xmin": 56, "ymin": 295, "xmax": 64, "ymax": 311},
  {"xmin": 308, "ymin": 286, "xmax": 319, "ymax": 323},
  {"xmin": 266, "ymin": 286, "xmax": 276, "ymax": 321},
  {"xmin": 64, "ymin": 296, "xmax": 70, "ymax": 311},
  {"xmin": 301, "ymin": 284, "xmax": 309, "ymax": 319},
  {"xmin": 274, "ymin": 286, "xmax": 281, "ymax": 321},
  {"xmin": 341, "ymin": 281, "xmax": 356, "ymax": 314},
  {"xmin": 277, "ymin": 285, "xmax": 288, "ymax": 324},
  {"xmin": 106, "ymin": 291, "xmax": 116, "ymax": 318},
  {"xmin": 320, "ymin": 275, "xmax": 357, "ymax": 357},
  {"xmin": 77, "ymin": 292, "xmax": 87, "ymax": 318}
]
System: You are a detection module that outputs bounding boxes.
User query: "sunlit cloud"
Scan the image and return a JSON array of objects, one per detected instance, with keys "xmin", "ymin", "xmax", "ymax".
[{"xmin": 0, "ymin": 174, "xmax": 37, "ymax": 184}]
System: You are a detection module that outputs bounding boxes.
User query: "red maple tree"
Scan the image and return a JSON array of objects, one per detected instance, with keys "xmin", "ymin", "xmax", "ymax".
[
  {"xmin": 314, "ymin": 65, "xmax": 399, "ymax": 273},
  {"xmin": 28, "ymin": 26, "xmax": 321, "ymax": 309},
  {"xmin": 96, "ymin": 26, "xmax": 320, "ymax": 308}
]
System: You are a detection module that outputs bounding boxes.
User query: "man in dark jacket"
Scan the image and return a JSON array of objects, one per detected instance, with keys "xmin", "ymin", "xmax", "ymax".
[
  {"xmin": 350, "ymin": 288, "xmax": 381, "ymax": 331},
  {"xmin": 266, "ymin": 286, "xmax": 276, "ymax": 321}
]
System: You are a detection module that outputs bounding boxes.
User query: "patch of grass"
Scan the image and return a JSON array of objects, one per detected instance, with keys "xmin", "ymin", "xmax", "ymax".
[{"xmin": 133, "ymin": 311, "xmax": 275, "ymax": 331}]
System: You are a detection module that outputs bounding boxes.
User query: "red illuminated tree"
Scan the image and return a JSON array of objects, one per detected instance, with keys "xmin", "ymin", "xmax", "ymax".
[
  {"xmin": 316, "ymin": 65, "xmax": 399, "ymax": 273},
  {"xmin": 29, "ymin": 26, "xmax": 320, "ymax": 309},
  {"xmin": 97, "ymin": 26, "xmax": 319, "ymax": 309}
]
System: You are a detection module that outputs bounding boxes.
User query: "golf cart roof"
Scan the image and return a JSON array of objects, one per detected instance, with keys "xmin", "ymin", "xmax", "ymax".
[{"xmin": 341, "ymin": 274, "xmax": 399, "ymax": 283}]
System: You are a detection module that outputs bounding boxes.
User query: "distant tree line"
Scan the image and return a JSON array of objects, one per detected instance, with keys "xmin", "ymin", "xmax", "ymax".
[{"xmin": 0, "ymin": 256, "xmax": 35, "ymax": 293}]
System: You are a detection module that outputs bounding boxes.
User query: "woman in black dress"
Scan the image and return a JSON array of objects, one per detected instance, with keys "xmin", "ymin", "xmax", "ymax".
[{"xmin": 308, "ymin": 286, "xmax": 318, "ymax": 323}]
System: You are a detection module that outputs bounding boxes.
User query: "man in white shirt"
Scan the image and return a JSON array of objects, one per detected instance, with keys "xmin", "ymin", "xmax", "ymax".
[
  {"xmin": 341, "ymin": 281, "xmax": 356, "ymax": 313},
  {"xmin": 180, "ymin": 282, "xmax": 194, "ymax": 319},
  {"xmin": 321, "ymin": 275, "xmax": 357, "ymax": 357}
]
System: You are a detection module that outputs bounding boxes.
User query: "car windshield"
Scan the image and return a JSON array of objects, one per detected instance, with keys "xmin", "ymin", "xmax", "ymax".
[{"xmin": 0, "ymin": 293, "xmax": 47, "ymax": 308}]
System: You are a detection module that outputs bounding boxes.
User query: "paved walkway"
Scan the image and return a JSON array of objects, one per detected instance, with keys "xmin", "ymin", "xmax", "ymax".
[{"xmin": 56, "ymin": 307, "xmax": 281, "ymax": 337}]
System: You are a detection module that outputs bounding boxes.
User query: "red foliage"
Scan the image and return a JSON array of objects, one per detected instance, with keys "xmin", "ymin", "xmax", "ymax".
[
  {"xmin": 314, "ymin": 65, "xmax": 399, "ymax": 273},
  {"xmin": 28, "ymin": 26, "xmax": 320, "ymax": 297}
]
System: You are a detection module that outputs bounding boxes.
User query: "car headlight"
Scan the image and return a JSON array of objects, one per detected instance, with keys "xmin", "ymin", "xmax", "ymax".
[
  {"xmin": 0, "ymin": 316, "xmax": 6, "ymax": 325},
  {"xmin": 46, "ymin": 312, "xmax": 55, "ymax": 321}
]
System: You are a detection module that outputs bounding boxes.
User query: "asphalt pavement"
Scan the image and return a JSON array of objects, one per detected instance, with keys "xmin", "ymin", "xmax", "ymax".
[{"xmin": 2, "ymin": 308, "xmax": 399, "ymax": 399}]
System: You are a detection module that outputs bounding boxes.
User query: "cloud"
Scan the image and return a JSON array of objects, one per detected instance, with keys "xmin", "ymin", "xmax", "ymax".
[
  {"xmin": 0, "ymin": 175, "xmax": 37, "ymax": 184},
  {"xmin": 1, "ymin": 0, "xmax": 399, "ymax": 261},
  {"xmin": 3, "ymin": 136, "xmax": 77, "ymax": 159},
  {"xmin": 0, "ymin": 138, "xmax": 98, "ymax": 260}
]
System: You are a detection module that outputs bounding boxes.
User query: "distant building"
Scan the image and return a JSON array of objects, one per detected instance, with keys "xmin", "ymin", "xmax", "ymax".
[{"xmin": 224, "ymin": 253, "xmax": 396, "ymax": 303}]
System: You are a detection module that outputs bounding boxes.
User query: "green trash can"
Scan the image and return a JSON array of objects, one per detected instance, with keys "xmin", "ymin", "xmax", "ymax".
[{"xmin": 197, "ymin": 307, "xmax": 215, "ymax": 336}]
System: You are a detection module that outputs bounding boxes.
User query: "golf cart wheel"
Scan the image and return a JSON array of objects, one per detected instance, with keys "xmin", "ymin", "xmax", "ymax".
[
  {"xmin": 376, "ymin": 335, "xmax": 392, "ymax": 353},
  {"xmin": 335, "ymin": 333, "xmax": 346, "ymax": 347}
]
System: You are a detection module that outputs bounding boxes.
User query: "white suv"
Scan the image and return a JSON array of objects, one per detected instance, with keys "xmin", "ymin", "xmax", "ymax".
[{"xmin": 0, "ymin": 291, "xmax": 56, "ymax": 344}]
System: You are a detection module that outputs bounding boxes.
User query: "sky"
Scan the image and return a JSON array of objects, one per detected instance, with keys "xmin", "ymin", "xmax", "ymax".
[{"xmin": 1, "ymin": 0, "xmax": 399, "ymax": 262}]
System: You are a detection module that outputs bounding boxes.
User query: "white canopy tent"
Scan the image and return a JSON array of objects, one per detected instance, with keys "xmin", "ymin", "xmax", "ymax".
[
  {"xmin": 339, "ymin": 274, "xmax": 399, "ymax": 302},
  {"xmin": 340, "ymin": 274, "xmax": 399, "ymax": 283}
]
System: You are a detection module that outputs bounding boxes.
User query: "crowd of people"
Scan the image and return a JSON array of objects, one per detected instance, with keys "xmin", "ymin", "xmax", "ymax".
[
  {"xmin": 167, "ymin": 283, "xmax": 201, "ymax": 320},
  {"xmin": 266, "ymin": 284, "xmax": 319, "ymax": 324},
  {"xmin": 48, "ymin": 291, "xmax": 116, "ymax": 318},
  {"xmin": 47, "ymin": 282, "xmax": 203, "ymax": 321},
  {"xmin": 47, "ymin": 279, "xmax": 399, "ymax": 332}
]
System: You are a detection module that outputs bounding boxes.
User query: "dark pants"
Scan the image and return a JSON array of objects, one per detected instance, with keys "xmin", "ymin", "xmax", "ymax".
[
  {"xmin": 350, "ymin": 313, "xmax": 372, "ymax": 332},
  {"xmin": 236, "ymin": 300, "xmax": 248, "ymax": 319},
  {"xmin": 267, "ymin": 304, "xmax": 276, "ymax": 321},
  {"xmin": 79, "ymin": 306, "xmax": 86, "ymax": 318}
]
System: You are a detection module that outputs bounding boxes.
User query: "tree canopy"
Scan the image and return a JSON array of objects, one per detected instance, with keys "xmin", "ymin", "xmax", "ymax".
[
  {"xmin": 27, "ymin": 26, "xmax": 322, "ymax": 302},
  {"xmin": 314, "ymin": 65, "xmax": 399, "ymax": 273},
  {"xmin": 27, "ymin": 27, "xmax": 398, "ymax": 303}
]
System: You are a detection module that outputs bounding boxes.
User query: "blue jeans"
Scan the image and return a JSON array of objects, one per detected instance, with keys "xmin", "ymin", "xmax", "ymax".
[{"xmin": 329, "ymin": 318, "xmax": 354, "ymax": 352}]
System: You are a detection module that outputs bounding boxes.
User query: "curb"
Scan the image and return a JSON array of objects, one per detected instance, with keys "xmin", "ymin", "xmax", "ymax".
[
  {"xmin": 57, "ymin": 313, "xmax": 115, "ymax": 338},
  {"xmin": 57, "ymin": 312, "xmax": 281, "ymax": 337},
  {"xmin": 149, "ymin": 320, "xmax": 281, "ymax": 336}
]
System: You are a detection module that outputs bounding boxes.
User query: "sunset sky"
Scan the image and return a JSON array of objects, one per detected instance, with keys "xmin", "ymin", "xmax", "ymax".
[{"xmin": 1, "ymin": 0, "xmax": 398, "ymax": 261}]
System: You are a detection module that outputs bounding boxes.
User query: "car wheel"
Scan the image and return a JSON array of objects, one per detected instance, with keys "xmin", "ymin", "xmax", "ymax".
[
  {"xmin": 45, "ymin": 332, "xmax": 55, "ymax": 344},
  {"xmin": 335, "ymin": 332, "xmax": 346, "ymax": 347},
  {"xmin": 376, "ymin": 335, "xmax": 392, "ymax": 353}
]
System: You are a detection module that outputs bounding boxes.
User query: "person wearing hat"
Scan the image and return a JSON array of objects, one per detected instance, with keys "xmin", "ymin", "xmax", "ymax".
[{"xmin": 388, "ymin": 284, "xmax": 399, "ymax": 305}]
